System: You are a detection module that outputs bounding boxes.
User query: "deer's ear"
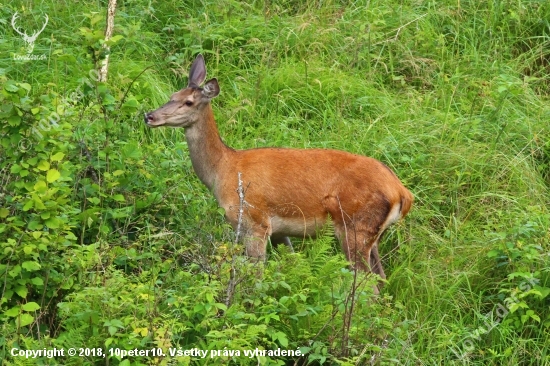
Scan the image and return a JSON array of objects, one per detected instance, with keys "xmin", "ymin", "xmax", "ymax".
[
  {"xmin": 202, "ymin": 78, "xmax": 220, "ymax": 99},
  {"xmin": 188, "ymin": 54, "xmax": 206, "ymax": 87}
]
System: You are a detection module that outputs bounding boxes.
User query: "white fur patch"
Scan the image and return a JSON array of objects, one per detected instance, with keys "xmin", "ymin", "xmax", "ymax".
[
  {"xmin": 269, "ymin": 215, "xmax": 323, "ymax": 237},
  {"xmin": 380, "ymin": 203, "xmax": 402, "ymax": 232}
]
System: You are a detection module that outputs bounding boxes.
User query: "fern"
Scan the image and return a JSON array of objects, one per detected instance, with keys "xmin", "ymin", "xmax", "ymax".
[{"xmin": 303, "ymin": 219, "xmax": 338, "ymax": 275}]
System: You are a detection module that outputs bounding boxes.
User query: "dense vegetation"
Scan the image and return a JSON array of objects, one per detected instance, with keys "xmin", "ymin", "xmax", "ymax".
[{"xmin": 1, "ymin": 0, "xmax": 549, "ymax": 364}]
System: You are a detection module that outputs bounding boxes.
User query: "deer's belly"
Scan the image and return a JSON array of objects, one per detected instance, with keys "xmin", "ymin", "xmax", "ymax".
[{"xmin": 269, "ymin": 215, "xmax": 326, "ymax": 238}]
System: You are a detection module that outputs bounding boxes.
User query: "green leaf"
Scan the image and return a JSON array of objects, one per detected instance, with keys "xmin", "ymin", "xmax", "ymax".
[
  {"xmin": 31, "ymin": 107, "xmax": 40, "ymax": 115},
  {"xmin": 19, "ymin": 83, "xmax": 31, "ymax": 91},
  {"xmin": 15, "ymin": 286, "xmax": 28, "ymax": 299},
  {"xmin": 31, "ymin": 277, "xmax": 44, "ymax": 286},
  {"xmin": 4, "ymin": 80, "xmax": 19, "ymax": 92},
  {"xmin": 22, "ymin": 199, "xmax": 34, "ymax": 211},
  {"xmin": 46, "ymin": 169, "xmax": 61, "ymax": 183},
  {"xmin": 508, "ymin": 301, "xmax": 528, "ymax": 313},
  {"xmin": 22, "ymin": 261, "xmax": 41, "ymax": 271},
  {"xmin": 28, "ymin": 220, "xmax": 41, "ymax": 230},
  {"xmin": 0, "ymin": 208, "xmax": 9, "ymax": 218},
  {"xmin": 21, "ymin": 302, "xmax": 40, "ymax": 312},
  {"xmin": 113, "ymin": 194, "xmax": 125, "ymax": 202},
  {"xmin": 34, "ymin": 181, "xmax": 47, "ymax": 192},
  {"xmin": 8, "ymin": 265, "xmax": 21, "ymax": 278},
  {"xmin": 45, "ymin": 218, "xmax": 60, "ymax": 229},
  {"xmin": 123, "ymin": 98, "xmax": 139, "ymax": 107},
  {"xmin": 33, "ymin": 195, "xmax": 46, "ymax": 209},
  {"xmin": 278, "ymin": 334, "xmax": 289, "ymax": 348},
  {"xmin": 214, "ymin": 303, "xmax": 228, "ymax": 311},
  {"xmin": 105, "ymin": 35, "xmax": 124, "ymax": 46},
  {"xmin": 37, "ymin": 160, "xmax": 50, "ymax": 171},
  {"xmin": 508, "ymin": 272, "xmax": 532, "ymax": 280},
  {"xmin": 121, "ymin": 98, "xmax": 140, "ymax": 111},
  {"xmin": 18, "ymin": 313, "xmax": 34, "ymax": 327},
  {"xmin": 111, "ymin": 35, "xmax": 124, "ymax": 42},
  {"xmin": 534, "ymin": 286, "xmax": 550, "ymax": 299},
  {"xmin": 50, "ymin": 152, "xmax": 65, "ymax": 162},
  {"xmin": 4, "ymin": 306, "xmax": 20, "ymax": 317},
  {"xmin": 8, "ymin": 115, "xmax": 21, "ymax": 126}
]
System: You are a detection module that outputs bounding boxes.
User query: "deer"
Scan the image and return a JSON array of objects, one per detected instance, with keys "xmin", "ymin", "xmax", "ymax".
[
  {"xmin": 11, "ymin": 12, "xmax": 49, "ymax": 54},
  {"xmin": 145, "ymin": 54, "xmax": 413, "ymax": 292}
]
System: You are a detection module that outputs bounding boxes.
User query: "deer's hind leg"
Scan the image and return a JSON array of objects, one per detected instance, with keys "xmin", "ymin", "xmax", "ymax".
[
  {"xmin": 324, "ymin": 195, "xmax": 391, "ymax": 293},
  {"xmin": 270, "ymin": 235, "xmax": 294, "ymax": 252},
  {"xmin": 333, "ymin": 226, "xmax": 379, "ymax": 273},
  {"xmin": 333, "ymin": 225, "xmax": 383, "ymax": 293},
  {"xmin": 369, "ymin": 241, "xmax": 386, "ymax": 280}
]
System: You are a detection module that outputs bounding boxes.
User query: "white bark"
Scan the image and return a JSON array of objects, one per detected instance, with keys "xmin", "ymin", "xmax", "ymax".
[{"xmin": 98, "ymin": 0, "xmax": 117, "ymax": 82}]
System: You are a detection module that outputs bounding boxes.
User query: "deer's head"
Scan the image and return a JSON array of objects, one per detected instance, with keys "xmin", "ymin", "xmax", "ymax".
[{"xmin": 145, "ymin": 54, "xmax": 220, "ymax": 128}]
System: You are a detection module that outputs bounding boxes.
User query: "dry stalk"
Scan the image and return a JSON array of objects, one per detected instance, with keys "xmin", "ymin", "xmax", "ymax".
[{"xmin": 224, "ymin": 172, "xmax": 246, "ymax": 308}]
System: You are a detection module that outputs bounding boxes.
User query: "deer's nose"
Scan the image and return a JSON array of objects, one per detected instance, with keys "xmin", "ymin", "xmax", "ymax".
[{"xmin": 144, "ymin": 112, "xmax": 154, "ymax": 125}]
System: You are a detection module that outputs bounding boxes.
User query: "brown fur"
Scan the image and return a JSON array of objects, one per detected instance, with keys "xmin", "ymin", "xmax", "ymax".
[{"xmin": 145, "ymin": 55, "xmax": 413, "ymax": 291}]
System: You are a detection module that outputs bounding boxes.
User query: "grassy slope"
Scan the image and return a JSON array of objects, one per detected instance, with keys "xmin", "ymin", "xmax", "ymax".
[{"xmin": 1, "ymin": 0, "xmax": 550, "ymax": 364}]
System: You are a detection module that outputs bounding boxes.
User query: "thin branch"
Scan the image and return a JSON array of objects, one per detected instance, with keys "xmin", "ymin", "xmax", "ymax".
[
  {"xmin": 225, "ymin": 172, "xmax": 246, "ymax": 308},
  {"xmin": 372, "ymin": 14, "xmax": 427, "ymax": 46},
  {"xmin": 117, "ymin": 64, "xmax": 155, "ymax": 108},
  {"xmin": 235, "ymin": 172, "xmax": 245, "ymax": 243}
]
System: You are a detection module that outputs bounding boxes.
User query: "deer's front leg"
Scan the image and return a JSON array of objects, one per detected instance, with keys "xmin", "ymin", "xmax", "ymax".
[{"xmin": 244, "ymin": 234, "xmax": 268, "ymax": 261}]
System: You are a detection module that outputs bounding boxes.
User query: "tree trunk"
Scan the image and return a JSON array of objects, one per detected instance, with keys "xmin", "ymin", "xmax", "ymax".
[{"xmin": 98, "ymin": 0, "xmax": 117, "ymax": 82}]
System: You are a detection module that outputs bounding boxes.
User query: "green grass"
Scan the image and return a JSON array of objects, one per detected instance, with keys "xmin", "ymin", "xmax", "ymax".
[{"xmin": 1, "ymin": 0, "xmax": 549, "ymax": 365}]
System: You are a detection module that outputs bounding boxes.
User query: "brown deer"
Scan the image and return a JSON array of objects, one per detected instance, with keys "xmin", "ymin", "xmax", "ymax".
[{"xmin": 145, "ymin": 55, "xmax": 413, "ymax": 290}]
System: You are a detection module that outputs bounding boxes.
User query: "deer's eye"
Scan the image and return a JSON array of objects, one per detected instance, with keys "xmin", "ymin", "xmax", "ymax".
[{"xmin": 185, "ymin": 100, "xmax": 193, "ymax": 106}]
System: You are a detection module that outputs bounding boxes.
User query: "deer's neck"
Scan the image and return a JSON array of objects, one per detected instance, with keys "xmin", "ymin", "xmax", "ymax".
[{"xmin": 184, "ymin": 105, "xmax": 232, "ymax": 191}]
